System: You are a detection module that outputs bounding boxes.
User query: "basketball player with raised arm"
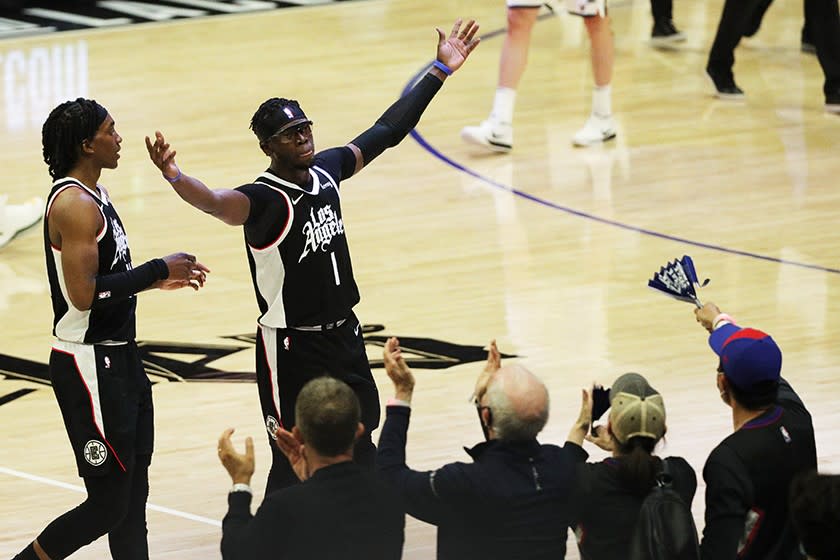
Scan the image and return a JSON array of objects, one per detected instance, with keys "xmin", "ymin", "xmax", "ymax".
[
  {"xmin": 14, "ymin": 98, "xmax": 209, "ymax": 560},
  {"xmin": 146, "ymin": 19, "xmax": 481, "ymax": 495}
]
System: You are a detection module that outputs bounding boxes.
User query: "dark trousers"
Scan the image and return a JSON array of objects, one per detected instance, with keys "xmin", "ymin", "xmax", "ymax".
[
  {"xmin": 707, "ymin": 0, "xmax": 766, "ymax": 77},
  {"xmin": 650, "ymin": 0, "xmax": 674, "ymax": 21},
  {"xmin": 17, "ymin": 454, "xmax": 151, "ymax": 560},
  {"xmin": 806, "ymin": 0, "xmax": 840, "ymax": 95},
  {"xmin": 709, "ymin": 0, "xmax": 840, "ymax": 97}
]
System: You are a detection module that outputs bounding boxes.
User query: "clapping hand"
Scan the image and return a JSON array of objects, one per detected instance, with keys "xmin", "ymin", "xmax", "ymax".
[
  {"xmin": 471, "ymin": 339, "xmax": 500, "ymax": 404},
  {"xmin": 383, "ymin": 337, "xmax": 415, "ymax": 402},
  {"xmin": 275, "ymin": 427, "xmax": 310, "ymax": 481},
  {"xmin": 217, "ymin": 428, "xmax": 255, "ymax": 485}
]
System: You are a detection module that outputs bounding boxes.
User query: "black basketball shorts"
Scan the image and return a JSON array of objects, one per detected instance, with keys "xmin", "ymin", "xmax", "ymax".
[
  {"xmin": 49, "ymin": 340, "xmax": 154, "ymax": 478},
  {"xmin": 255, "ymin": 311, "xmax": 380, "ymax": 442}
]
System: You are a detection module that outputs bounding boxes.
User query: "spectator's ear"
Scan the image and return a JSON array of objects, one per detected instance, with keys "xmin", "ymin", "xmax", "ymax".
[
  {"xmin": 292, "ymin": 425, "xmax": 305, "ymax": 444},
  {"xmin": 717, "ymin": 373, "xmax": 732, "ymax": 406},
  {"xmin": 481, "ymin": 407, "xmax": 493, "ymax": 428},
  {"xmin": 354, "ymin": 422, "xmax": 365, "ymax": 442}
]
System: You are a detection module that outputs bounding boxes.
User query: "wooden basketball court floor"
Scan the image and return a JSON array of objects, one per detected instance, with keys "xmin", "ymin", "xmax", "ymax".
[{"xmin": 1, "ymin": 0, "xmax": 839, "ymax": 557}]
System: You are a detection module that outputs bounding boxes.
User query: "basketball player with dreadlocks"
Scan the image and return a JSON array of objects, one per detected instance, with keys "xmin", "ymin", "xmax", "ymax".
[
  {"xmin": 146, "ymin": 19, "xmax": 480, "ymax": 495},
  {"xmin": 14, "ymin": 99, "xmax": 209, "ymax": 560}
]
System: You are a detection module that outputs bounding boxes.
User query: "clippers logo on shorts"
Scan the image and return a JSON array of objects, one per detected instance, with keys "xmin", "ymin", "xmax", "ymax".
[
  {"xmin": 266, "ymin": 415, "xmax": 280, "ymax": 440},
  {"xmin": 83, "ymin": 440, "xmax": 107, "ymax": 466},
  {"xmin": 299, "ymin": 205, "xmax": 344, "ymax": 263}
]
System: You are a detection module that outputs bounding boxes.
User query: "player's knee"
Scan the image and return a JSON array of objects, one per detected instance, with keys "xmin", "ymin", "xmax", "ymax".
[
  {"xmin": 507, "ymin": 8, "xmax": 539, "ymax": 33},
  {"xmin": 584, "ymin": 14, "xmax": 609, "ymax": 32}
]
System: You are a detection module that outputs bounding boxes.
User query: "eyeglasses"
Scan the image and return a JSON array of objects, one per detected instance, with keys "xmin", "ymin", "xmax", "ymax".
[{"xmin": 267, "ymin": 123, "xmax": 313, "ymax": 144}]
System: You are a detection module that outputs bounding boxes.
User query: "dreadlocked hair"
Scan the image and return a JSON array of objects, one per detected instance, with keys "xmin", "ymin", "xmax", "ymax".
[
  {"xmin": 249, "ymin": 97, "xmax": 300, "ymax": 141},
  {"xmin": 42, "ymin": 98, "xmax": 107, "ymax": 180}
]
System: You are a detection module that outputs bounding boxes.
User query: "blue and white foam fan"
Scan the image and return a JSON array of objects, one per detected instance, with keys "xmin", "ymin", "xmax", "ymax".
[{"xmin": 647, "ymin": 255, "xmax": 710, "ymax": 308}]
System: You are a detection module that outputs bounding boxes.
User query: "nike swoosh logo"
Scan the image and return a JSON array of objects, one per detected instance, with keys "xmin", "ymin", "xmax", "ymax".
[
  {"xmin": 291, "ymin": 193, "xmax": 305, "ymax": 206},
  {"xmin": 354, "ymin": 323, "xmax": 360, "ymax": 336}
]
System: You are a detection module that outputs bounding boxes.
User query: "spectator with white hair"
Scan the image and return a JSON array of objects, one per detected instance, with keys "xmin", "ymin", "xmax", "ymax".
[{"xmin": 377, "ymin": 337, "xmax": 590, "ymax": 560}]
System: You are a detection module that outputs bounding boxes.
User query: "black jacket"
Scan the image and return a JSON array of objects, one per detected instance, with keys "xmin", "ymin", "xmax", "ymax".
[
  {"xmin": 377, "ymin": 404, "xmax": 587, "ymax": 560},
  {"xmin": 221, "ymin": 461, "xmax": 405, "ymax": 559},
  {"xmin": 701, "ymin": 378, "xmax": 816, "ymax": 560}
]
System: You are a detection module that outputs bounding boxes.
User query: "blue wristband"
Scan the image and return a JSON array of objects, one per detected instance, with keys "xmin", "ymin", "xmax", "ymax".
[
  {"xmin": 432, "ymin": 60, "xmax": 452, "ymax": 76},
  {"xmin": 164, "ymin": 167, "xmax": 182, "ymax": 183}
]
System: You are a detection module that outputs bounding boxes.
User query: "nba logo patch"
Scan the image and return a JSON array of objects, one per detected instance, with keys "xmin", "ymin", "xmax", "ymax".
[
  {"xmin": 283, "ymin": 336, "xmax": 290, "ymax": 351},
  {"xmin": 104, "ymin": 356, "xmax": 111, "ymax": 369},
  {"xmin": 780, "ymin": 426, "xmax": 791, "ymax": 443}
]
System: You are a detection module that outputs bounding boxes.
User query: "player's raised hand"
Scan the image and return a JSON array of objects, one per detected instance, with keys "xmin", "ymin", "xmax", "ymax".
[
  {"xmin": 435, "ymin": 18, "xmax": 480, "ymax": 74},
  {"xmin": 145, "ymin": 130, "xmax": 180, "ymax": 181}
]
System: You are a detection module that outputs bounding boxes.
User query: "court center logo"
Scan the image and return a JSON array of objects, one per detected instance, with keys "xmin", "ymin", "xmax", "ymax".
[
  {"xmin": 0, "ymin": 325, "xmax": 518, "ymax": 406},
  {"xmin": 83, "ymin": 440, "xmax": 107, "ymax": 466}
]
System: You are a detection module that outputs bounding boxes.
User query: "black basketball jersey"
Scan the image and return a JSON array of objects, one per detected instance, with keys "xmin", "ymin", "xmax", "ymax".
[
  {"xmin": 44, "ymin": 178, "xmax": 136, "ymax": 343},
  {"xmin": 236, "ymin": 147, "xmax": 360, "ymax": 328}
]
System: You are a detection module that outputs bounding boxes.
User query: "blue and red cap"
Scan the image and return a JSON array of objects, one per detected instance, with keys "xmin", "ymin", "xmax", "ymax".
[{"xmin": 709, "ymin": 324, "xmax": 782, "ymax": 391}]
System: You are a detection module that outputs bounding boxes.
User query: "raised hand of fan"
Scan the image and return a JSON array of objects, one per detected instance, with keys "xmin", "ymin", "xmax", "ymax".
[{"xmin": 647, "ymin": 255, "xmax": 710, "ymax": 308}]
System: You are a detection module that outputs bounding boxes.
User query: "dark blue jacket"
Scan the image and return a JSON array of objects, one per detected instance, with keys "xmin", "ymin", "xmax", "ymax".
[{"xmin": 377, "ymin": 405, "xmax": 587, "ymax": 560}]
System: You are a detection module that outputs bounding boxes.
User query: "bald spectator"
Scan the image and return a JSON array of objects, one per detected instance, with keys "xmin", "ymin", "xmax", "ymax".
[{"xmin": 377, "ymin": 337, "xmax": 590, "ymax": 560}]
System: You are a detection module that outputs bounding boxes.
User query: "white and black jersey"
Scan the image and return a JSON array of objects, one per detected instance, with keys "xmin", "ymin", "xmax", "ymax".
[
  {"xmin": 236, "ymin": 147, "xmax": 360, "ymax": 328},
  {"xmin": 44, "ymin": 177, "xmax": 136, "ymax": 343}
]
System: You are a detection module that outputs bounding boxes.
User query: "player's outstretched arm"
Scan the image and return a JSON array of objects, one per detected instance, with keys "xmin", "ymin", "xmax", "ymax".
[
  {"xmin": 346, "ymin": 18, "xmax": 481, "ymax": 176},
  {"xmin": 146, "ymin": 131, "xmax": 251, "ymax": 226}
]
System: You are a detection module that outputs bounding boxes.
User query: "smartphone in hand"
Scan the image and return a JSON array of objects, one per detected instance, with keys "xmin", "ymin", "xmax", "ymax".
[{"xmin": 591, "ymin": 385, "xmax": 611, "ymax": 435}]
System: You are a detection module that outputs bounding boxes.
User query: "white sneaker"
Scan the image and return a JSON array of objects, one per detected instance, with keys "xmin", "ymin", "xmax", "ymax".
[
  {"xmin": 460, "ymin": 120, "xmax": 513, "ymax": 153},
  {"xmin": 0, "ymin": 197, "xmax": 44, "ymax": 249},
  {"xmin": 572, "ymin": 114, "xmax": 616, "ymax": 147}
]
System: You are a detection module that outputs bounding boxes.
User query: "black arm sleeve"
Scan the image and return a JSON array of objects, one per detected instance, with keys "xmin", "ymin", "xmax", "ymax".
[
  {"xmin": 350, "ymin": 72, "xmax": 444, "ymax": 166},
  {"xmin": 91, "ymin": 258, "xmax": 169, "ymax": 309}
]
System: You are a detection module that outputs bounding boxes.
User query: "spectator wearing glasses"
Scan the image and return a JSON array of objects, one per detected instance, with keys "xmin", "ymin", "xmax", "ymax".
[
  {"xmin": 693, "ymin": 303, "xmax": 817, "ymax": 560},
  {"xmin": 377, "ymin": 337, "xmax": 590, "ymax": 560},
  {"xmin": 145, "ymin": 19, "xmax": 481, "ymax": 495}
]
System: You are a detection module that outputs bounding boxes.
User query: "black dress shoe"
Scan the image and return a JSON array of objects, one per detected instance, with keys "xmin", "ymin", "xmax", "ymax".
[
  {"xmin": 706, "ymin": 67, "xmax": 745, "ymax": 99},
  {"xmin": 651, "ymin": 19, "xmax": 686, "ymax": 44}
]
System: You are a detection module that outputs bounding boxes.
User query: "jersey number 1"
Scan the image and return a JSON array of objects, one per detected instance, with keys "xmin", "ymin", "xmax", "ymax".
[{"xmin": 330, "ymin": 252, "xmax": 341, "ymax": 286}]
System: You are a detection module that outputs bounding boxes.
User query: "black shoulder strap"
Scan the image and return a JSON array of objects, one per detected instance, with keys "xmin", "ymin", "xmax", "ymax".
[{"xmin": 656, "ymin": 457, "xmax": 674, "ymax": 488}]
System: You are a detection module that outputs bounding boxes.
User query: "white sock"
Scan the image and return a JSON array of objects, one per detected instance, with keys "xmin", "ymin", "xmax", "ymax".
[
  {"xmin": 490, "ymin": 87, "xmax": 516, "ymax": 125},
  {"xmin": 591, "ymin": 84, "xmax": 612, "ymax": 118}
]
